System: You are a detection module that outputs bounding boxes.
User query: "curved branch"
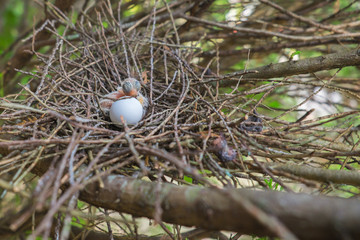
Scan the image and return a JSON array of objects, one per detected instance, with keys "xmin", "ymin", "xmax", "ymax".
[
  {"xmin": 80, "ymin": 176, "xmax": 360, "ymax": 240},
  {"xmin": 228, "ymin": 49, "xmax": 360, "ymax": 79},
  {"xmin": 270, "ymin": 163, "xmax": 360, "ymax": 186}
]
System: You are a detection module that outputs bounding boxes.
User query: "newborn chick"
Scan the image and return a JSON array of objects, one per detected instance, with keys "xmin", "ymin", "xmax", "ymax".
[{"xmin": 100, "ymin": 78, "xmax": 148, "ymax": 115}]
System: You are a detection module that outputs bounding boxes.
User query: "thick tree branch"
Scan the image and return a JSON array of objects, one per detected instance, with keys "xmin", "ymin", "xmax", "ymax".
[
  {"xmin": 80, "ymin": 176, "xmax": 360, "ymax": 240},
  {"xmin": 270, "ymin": 163, "xmax": 360, "ymax": 186},
  {"xmin": 241, "ymin": 162, "xmax": 360, "ymax": 186},
  {"xmin": 228, "ymin": 49, "xmax": 360, "ymax": 79}
]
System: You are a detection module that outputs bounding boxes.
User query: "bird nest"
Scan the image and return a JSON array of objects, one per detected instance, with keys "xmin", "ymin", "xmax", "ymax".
[
  {"xmin": 1, "ymin": 18, "xmax": 246, "ymax": 183},
  {"xmin": 1, "ymin": 8, "xmax": 359, "ymax": 195}
]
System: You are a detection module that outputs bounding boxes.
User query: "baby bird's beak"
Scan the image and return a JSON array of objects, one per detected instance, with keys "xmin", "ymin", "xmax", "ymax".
[
  {"xmin": 118, "ymin": 87, "xmax": 138, "ymax": 97},
  {"xmin": 128, "ymin": 89, "xmax": 138, "ymax": 97}
]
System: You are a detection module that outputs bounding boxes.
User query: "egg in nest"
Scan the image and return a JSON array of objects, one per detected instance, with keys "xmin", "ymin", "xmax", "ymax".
[{"xmin": 110, "ymin": 98, "xmax": 144, "ymax": 125}]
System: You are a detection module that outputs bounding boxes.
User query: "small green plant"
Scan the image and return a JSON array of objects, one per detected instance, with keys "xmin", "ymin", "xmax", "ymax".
[
  {"xmin": 184, "ymin": 175, "xmax": 193, "ymax": 184},
  {"xmin": 264, "ymin": 178, "xmax": 283, "ymax": 191},
  {"xmin": 289, "ymin": 50, "xmax": 301, "ymax": 60}
]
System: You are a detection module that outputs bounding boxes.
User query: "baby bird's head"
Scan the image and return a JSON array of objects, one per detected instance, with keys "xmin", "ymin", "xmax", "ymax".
[{"xmin": 122, "ymin": 78, "xmax": 141, "ymax": 97}]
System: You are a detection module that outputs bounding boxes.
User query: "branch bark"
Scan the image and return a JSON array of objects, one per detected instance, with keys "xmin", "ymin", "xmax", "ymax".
[
  {"xmin": 228, "ymin": 49, "xmax": 360, "ymax": 80},
  {"xmin": 270, "ymin": 163, "xmax": 360, "ymax": 186},
  {"xmin": 80, "ymin": 175, "xmax": 360, "ymax": 240}
]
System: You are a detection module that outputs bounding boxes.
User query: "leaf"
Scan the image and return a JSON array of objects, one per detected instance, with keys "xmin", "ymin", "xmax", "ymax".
[
  {"xmin": 102, "ymin": 21, "xmax": 109, "ymax": 28},
  {"xmin": 184, "ymin": 175, "xmax": 193, "ymax": 184},
  {"xmin": 290, "ymin": 50, "xmax": 301, "ymax": 60}
]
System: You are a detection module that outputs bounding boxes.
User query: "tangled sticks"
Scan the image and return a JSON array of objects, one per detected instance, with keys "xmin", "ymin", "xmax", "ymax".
[
  {"xmin": 0, "ymin": 1, "xmax": 359, "ymax": 203},
  {"xmin": 1, "ymin": 1, "xmax": 360, "ymax": 239}
]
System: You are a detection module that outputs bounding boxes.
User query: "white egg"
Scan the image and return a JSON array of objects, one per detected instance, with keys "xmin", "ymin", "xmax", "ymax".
[{"xmin": 110, "ymin": 98, "xmax": 143, "ymax": 125}]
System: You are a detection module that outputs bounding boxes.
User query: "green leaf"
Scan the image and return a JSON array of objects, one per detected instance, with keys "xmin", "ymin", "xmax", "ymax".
[
  {"xmin": 290, "ymin": 50, "xmax": 301, "ymax": 60},
  {"xmin": 184, "ymin": 175, "xmax": 193, "ymax": 184},
  {"xmin": 102, "ymin": 21, "xmax": 109, "ymax": 28}
]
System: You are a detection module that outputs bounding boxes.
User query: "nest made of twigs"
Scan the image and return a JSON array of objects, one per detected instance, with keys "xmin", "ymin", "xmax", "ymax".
[
  {"xmin": 1, "ymin": 7, "xmax": 359, "ymax": 193},
  {"xmin": 0, "ymin": 19, "xmax": 237, "ymax": 181}
]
